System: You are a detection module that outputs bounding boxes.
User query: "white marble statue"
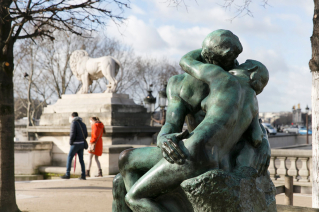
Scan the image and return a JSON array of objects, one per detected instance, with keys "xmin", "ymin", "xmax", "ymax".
[{"xmin": 69, "ymin": 50, "xmax": 122, "ymax": 94}]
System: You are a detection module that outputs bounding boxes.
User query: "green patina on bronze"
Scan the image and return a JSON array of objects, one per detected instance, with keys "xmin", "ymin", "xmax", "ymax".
[{"xmin": 112, "ymin": 29, "xmax": 276, "ymax": 212}]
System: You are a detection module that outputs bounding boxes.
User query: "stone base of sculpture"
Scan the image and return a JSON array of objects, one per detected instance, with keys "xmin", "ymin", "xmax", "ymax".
[
  {"xmin": 39, "ymin": 93, "xmax": 151, "ymax": 126},
  {"xmin": 180, "ymin": 167, "xmax": 277, "ymax": 212}
]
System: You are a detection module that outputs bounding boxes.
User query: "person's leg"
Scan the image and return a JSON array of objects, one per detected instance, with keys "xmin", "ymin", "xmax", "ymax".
[
  {"xmin": 76, "ymin": 144, "xmax": 86, "ymax": 178},
  {"xmin": 66, "ymin": 145, "xmax": 77, "ymax": 176},
  {"xmin": 88, "ymin": 153, "xmax": 94, "ymax": 170},
  {"xmin": 125, "ymin": 141, "xmax": 210, "ymax": 212},
  {"xmin": 95, "ymin": 155, "xmax": 101, "ymax": 169},
  {"xmin": 94, "ymin": 155, "xmax": 103, "ymax": 177}
]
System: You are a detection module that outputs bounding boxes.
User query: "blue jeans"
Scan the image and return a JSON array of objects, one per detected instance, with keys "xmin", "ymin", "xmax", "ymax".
[{"xmin": 66, "ymin": 143, "xmax": 85, "ymax": 177}]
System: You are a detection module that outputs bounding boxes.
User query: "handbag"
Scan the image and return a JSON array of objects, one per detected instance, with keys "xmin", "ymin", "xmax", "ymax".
[
  {"xmin": 88, "ymin": 128, "xmax": 103, "ymax": 153},
  {"xmin": 77, "ymin": 121, "xmax": 89, "ymax": 150}
]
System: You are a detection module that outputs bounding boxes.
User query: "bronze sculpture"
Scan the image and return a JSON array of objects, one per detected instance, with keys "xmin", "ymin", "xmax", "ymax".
[{"xmin": 112, "ymin": 29, "xmax": 275, "ymax": 212}]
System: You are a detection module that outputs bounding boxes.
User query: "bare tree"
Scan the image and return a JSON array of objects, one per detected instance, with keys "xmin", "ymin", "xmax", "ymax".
[
  {"xmin": 13, "ymin": 39, "xmax": 54, "ymax": 126},
  {"xmin": 0, "ymin": 0, "xmax": 129, "ymax": 211},
  {"xmin": 39, "ymin": 31, "xmax": 74, "ymax": 99},
  {"xmin": 39, "ymin": 31, "xmax": 88, "ymax": 98},
  {"xmin": 166, "ymin": 0, "xmax": 269, "ymax": 20},
  {"xmin": 221, "ymin": 0, "xmax": 269, "ymax": 20},
  {"xmin": 129, "ymin": 57, "xmax": 182, "ymax": 105}
]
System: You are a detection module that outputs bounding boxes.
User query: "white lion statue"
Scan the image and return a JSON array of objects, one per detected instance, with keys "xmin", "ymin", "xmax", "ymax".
[{"xmin": 69, "ymin": 50, "xmax": 122, "ymax": 94}]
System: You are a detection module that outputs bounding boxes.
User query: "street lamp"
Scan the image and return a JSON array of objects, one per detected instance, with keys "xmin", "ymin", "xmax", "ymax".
[
  {"xmin": 306, "ymin": 105, "xmax": 309, "ymax": 144},
  {"xmin": 158, "ymin": 82, "xmax": 167, "ymax": 109},
  {"xmin": 155, "ymin": 82, "xmax": 168, "ymax": 125},
  {"xmin": 143, "ymin": 84, "xmax": 156, "ymax": 113},
  {"xmin": 146, "ymin": 82, "xmax": 168, "ymax": 126}
]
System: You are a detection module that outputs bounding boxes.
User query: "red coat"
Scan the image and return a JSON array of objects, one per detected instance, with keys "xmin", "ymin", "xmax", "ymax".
[{"xmin": 89, "ymin": 122, "xmax": 104, "ymax": 156}]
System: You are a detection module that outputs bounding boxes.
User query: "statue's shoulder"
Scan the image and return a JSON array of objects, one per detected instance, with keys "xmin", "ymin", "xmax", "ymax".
[
  {"xmin": 167, "ymin": 73, "xmax": 187, "ymax": 95},
  {"xmin": 168, "ymin": 73, "xmax": 209, "ymax": 112},
  {"xmin": 168, "ymin": 73, "xmax": 186, "ymax": 84}
]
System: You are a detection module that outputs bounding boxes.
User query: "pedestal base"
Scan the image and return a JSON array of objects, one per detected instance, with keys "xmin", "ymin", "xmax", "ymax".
[
  {"xmin": 180, "ymin": 167, "xmax": 277, "ymax": 212},
  {"xmin": 40, "ymin": 93, "xmax": 150, "ymax": 126}
]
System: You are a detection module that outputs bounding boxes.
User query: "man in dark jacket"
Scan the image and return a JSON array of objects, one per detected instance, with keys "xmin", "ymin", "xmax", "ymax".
[{"xmin": 61, "ymin": 112, "xmax": 88, "ymax": 180}]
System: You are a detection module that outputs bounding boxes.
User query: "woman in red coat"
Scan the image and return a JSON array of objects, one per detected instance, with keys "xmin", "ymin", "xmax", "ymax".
[{"xmin": 86, "ymin": 117, "xmax": 104, "ymax": 177}]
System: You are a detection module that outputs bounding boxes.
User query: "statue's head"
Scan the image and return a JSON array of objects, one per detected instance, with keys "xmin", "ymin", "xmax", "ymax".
[
  {"xmin": 230, "ymin": 59, "xmax": 269, "ymax": 95},
  {"xmin": 201, "ymin": 29, "xmax": 243, "ymax": 71},
  {"xmin": 69, "ymin": 50, "xmax": 89, "ymax": 80}
]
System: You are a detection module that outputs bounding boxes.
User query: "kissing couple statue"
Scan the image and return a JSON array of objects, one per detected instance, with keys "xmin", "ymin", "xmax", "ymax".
[{"xmin": 112, "ymin": 29, "xmax": 277, "ymax": 212}]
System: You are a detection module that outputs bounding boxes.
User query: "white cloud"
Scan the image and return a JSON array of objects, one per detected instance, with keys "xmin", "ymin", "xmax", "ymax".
[
  {"xmin": 258, "ymin": 65, "xmax": 311, "ymax": 112},
  {"xmin": 131, "ymin": 4, "xmax": 146, "ymax": 15},
  {"xmin": 274, "ymin": 0, "xmax": 313, "ymax": 16},
  {"xmin": 148, "ymin": 1, "xmax": 281, "ymax": 36},
  {"xmin": 157, "ymin": 26, "xmax": 210, "ymax": 56},
  {"xmin": 305, "ymin": 4, "xmax": 314, "ymax": 16},
  {"xmin": 107, "ymin": 16, "xmax": 168, "ymax": 55},
  {"xmin": 237, "ymin": 40, "xmax": 311, "ymax": 112}
]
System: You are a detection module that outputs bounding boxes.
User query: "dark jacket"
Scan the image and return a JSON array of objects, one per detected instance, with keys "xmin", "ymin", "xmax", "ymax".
[{"xmin": 70, "ymin": 117, "xmax": 88, "ymax": 145}]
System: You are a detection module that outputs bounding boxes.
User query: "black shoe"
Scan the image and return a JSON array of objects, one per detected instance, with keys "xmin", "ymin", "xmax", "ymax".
[
  {"xmin": 78, "ymin": 176, "xmax": 86, "ymax": 180},
  {"xmin": 60, "ymin": 174, "xmax": 70, "ymax": 179},
  {"xmin": 95, "ymin": 169, "xmax": 103, "ymax": 177}
]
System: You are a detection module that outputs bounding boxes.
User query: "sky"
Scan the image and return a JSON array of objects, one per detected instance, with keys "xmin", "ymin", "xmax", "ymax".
[{"xmin": 105, "ymin": 0, "xmax": 314, "ymax": 113}]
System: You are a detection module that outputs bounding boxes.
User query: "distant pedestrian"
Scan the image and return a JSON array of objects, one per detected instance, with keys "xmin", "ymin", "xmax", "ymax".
[
  {"xmin": 61, "ymin": 112, "xmax": 88, "ymax": 180},
  {"xmin": 86, "ymin": 117, "xmax": 104, "ymax": 177}
]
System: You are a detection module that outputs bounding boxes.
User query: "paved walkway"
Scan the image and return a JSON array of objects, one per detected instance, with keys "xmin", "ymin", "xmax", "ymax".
[
  {"xmin": 16, "ymin": 176, "xmax": 115, "ymax": 212},
  {"xmin": 16, "ymin": 176, "xmax": 312, "ymax": 212}
]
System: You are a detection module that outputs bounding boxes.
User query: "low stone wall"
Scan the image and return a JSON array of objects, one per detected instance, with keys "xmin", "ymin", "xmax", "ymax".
[
  {"xmin": 268, "ymin": 134, "xmax": 312, "ymax": 148},
  {"xmin": 15, "ymin": 141, "xmax": 53, "ymax": 175}
]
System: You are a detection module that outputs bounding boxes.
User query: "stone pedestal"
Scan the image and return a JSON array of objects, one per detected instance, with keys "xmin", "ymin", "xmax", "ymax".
[
  {"xmin": 180, "ymin": 167, "xmax": 277, "ymax": 212},
  {"xmin": 40, "ymin": 93, "xmax": 151, "ymax": 126}
]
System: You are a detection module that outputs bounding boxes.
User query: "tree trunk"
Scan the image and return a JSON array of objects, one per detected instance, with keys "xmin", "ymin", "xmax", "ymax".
[
  {"xmin": 310, "ymin": 0, "xmax": 319, "ymax": 208},
  {"xmin": 0, "ymin": 1, "xmax": 20, "ymax": 211},
  {"xmin": 27, "ymin": 47, "xmax": 34, "ymax": 127}
]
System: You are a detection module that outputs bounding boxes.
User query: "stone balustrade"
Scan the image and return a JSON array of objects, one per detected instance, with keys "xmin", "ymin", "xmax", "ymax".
[{"xmin": 269, "ymin": 149, "xmax": 312, "ymax": 186}]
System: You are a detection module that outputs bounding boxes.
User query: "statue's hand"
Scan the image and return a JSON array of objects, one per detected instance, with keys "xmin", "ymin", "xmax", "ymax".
[
  {"xmin": 253, "ymin": 137, "xmax": 271, "ymax": 176},
  {"xmin": 158, "ymin": 130, "xmax": 189, "ymax": 165}
]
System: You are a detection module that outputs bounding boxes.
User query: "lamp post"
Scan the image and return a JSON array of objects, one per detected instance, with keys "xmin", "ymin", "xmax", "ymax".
[
  {"xmin": 157, "ymin": 82, "xmax": 168, "ymax": 126},
  {"xmin": 143, "ymin": 84, "xmax": 156, "ymax": 113},
  {"xmin": 146, "ymin": 82, "xmax": 168, "ymax": 126},
  {"xmin": 306, "ymin": 105, "xmax": 309, "ymax": 144}
]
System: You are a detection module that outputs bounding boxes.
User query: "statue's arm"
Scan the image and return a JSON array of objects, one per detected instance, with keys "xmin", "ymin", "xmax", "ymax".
[
  {"xmin": 245, "ymin": 114, "xmax": 263, "ymax": 148},
  {"xmin": 253, "ymin": 123, "xmax": 271, "ymax": 175},
  {"xmin": 179, "ymin": 49, "xmax": 227, "ymax": 84},
  {"xmin": 157, "ymin": 76, "xmax": 189, "ymax": 164},
  {"xmin": 241, "ymin": 112, "xmax": 271, "ymax": 175},
  {"xmin": 157, "ymin": 76, "xmax": 187, "ymax": 139}
]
